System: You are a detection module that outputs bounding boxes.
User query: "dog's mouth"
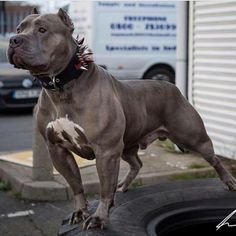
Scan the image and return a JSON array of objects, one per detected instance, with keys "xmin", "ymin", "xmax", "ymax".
[
  {"xmin": 10, "ymin": 53, "xmax": 28, "ymax": 70},
  {"xmin": 8, "ymin": 47, "xmax": 49, "ymax": 73}
]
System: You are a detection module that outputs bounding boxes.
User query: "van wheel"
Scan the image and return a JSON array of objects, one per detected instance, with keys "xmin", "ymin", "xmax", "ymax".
[{"xmin": 144, "ymin": 66, "xmax": 175, "ymax": 83}]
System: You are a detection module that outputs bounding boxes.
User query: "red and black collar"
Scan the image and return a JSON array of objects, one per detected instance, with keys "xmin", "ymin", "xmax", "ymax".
[{"xmin": 35, "ymin": 47, "xmax": 84, "ymax": 92}]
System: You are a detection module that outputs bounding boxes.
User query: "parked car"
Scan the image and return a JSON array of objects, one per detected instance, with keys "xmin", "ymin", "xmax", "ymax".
[{"xmin": 0, "ymin": 63, "xmax": 41, "ymax": 109}]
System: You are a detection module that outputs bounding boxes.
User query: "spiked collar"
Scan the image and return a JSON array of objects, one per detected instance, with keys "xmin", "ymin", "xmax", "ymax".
[{"xmin": 35, "ymin": 47, "xmax": 84, "ymax": 92}]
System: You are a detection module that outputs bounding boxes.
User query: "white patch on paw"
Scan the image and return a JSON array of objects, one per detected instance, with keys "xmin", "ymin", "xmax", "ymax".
[{"xmin": 47, "ymin": 116, "xmax": 84, "ymax": 147}]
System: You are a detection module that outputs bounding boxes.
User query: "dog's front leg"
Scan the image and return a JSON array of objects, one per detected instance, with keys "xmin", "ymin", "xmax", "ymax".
[
  {"xmin": 47, "ymin": 144, "xmax": 89, "ymax": 224},
  {"xmin": 83, "ymin": 149, "xmax": 121, "ymax": 229}
]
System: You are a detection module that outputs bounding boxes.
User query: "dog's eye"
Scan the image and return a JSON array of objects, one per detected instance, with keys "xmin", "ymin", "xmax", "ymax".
[
  {"xmin": 16, "ymin": 28, "xmax": 21, "ymax": 34},
  {"xmin": 38, "ymin": 27, "xmax": 47, "ymax": 33}
]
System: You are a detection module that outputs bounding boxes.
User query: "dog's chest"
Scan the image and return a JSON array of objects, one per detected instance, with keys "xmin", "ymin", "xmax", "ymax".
[{"xmin": 46, "ymin": 116, "xmax": 95, "ymax": 160}]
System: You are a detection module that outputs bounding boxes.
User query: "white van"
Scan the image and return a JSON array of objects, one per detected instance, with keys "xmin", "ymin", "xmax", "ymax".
[{"xmin": 68, "ymin": 1, "xmax": 176, "ymax": 82}]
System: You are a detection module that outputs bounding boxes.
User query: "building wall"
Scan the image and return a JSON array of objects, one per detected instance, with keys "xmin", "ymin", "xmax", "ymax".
[
  {"xmin": 0, "ymin": 2, "xmax": 37, "ymax": 35},
  {"xmin": 188, "ymin": 1, "xmax": 236, "ymax": 159}
]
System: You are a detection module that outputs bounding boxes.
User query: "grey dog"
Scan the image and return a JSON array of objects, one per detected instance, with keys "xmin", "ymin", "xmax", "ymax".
[{"xmin": 7, "ymin": 8, "xmax": 236, "ymax": 229}]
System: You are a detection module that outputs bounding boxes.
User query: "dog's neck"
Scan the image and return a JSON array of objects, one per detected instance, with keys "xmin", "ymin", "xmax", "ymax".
[
  {"xmin": 35, "ymin": 39, "xmax": 90, "ymax": 92},
  {"xmin": 53, "ymin": 38, "xmax": 78, "ymax": 76}
]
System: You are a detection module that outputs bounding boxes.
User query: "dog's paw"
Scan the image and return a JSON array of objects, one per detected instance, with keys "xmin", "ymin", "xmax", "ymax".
[
  {"xmin": 224, "ymin": 176, "xmax": 236, "ymax": 191},
  {"xmin": 69, "ymin": 209, "xmax": 90, "ymax": 225},
  {"xmin": 117, "ymin": 181, "xmax": 129, "ymax": 192},
  {"xmin": 82, "ymin": 214, "xmax": 106, "ymax": 230}
]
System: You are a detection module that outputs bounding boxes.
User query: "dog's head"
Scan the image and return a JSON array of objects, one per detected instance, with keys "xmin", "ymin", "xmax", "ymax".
[{"xmin": 7, "ymin": 8, "xmax": 75, "ymax": 76}]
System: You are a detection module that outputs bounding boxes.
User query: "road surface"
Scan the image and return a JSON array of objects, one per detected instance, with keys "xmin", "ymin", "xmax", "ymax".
[
  {"xmin": 0, "ymin": 109, "xmax": 33, "ymax": 153},
  {"xmin": 0, "ymin": 189, "xmax": 72, "ymax": 236}
]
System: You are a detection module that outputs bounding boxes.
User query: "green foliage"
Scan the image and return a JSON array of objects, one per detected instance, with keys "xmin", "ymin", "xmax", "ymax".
[
  {"xmin": 0, "ymin": 180, "xmax": 11, "ymax": 191},
  {"xmin": 155, "ymin": 139, "xmax": 179, "ymax": 153},
  {"xmin": 13, "ymin": 192, "xmax": 22, "ymax": 199},
  {"xmin": 189, "ymin": 163, "xmax": 209, "ymax": 169},
  {"xmin": 131, "ymin": 180, "xmax": 142, "ymax": 189},
  {"xmin": 168, "ymin": 170, "xmax": 217, "ymax": 181}
]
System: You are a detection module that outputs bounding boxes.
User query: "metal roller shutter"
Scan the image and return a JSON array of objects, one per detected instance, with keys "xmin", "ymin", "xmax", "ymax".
[{"xmin": 188, "ymin": 1, "xmax": 236, "ymax": 160}]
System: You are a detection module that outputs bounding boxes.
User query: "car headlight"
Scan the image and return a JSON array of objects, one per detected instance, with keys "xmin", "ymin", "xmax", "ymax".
[{"xmin": 0, "ymin": 81, "xmax": 4, "ymax": 88}]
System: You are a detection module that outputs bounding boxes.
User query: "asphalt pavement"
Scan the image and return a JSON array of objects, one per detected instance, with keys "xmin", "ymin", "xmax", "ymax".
[
  {"xmin": 0, "ymin": 109, "xmax": 33, "ymax": 152},
  {"xmin": 0, "ymin": 190, "xmax": 73, "ymax": 236}
]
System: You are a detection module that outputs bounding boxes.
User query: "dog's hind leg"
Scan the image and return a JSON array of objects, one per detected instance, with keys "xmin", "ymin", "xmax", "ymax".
[
  {"xmin": 117, "ymin": 145, "xmax": 142, "ymax": 192},
  {"xmin": 168, "ymin": 124, "xmax": 236, "ymax": 190},
  {"xmin": 165, "ymin": 92, "xmax": 236, "ymax": 191},
  {"xmin": 170, "ymin": 130, "xmax": 236, "ymax": 191},
  {"xmin": 47, "ymin": 145, "xmax": 89, "ymax": 224},
  {"xmin": 196, "ymin": 138, "xmax": 236, "ymax": 191},
  {"xmin": 171, "ymin": 133, "xmax": 236, "ymax": 190}
]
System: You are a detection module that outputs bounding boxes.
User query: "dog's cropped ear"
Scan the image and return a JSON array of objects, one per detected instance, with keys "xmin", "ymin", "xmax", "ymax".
[
  {"xmin": 57, "ymin": 8, "xmax": 74, "ymax": 33},
  {"xmin": 32, "ymin": 7, "xmax": 39, "ymax": 14}
]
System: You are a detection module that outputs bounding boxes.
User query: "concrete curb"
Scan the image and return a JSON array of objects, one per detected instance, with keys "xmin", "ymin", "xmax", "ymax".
[
  {"xmin": 0, "ymin": 159, "xmax": 215, "ymax": 201},
  {"xmin": 0, "ymin": 160, "xmax": 70, "ymax": 201}
]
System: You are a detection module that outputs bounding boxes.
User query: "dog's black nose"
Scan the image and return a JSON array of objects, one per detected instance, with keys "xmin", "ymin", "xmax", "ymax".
[{"xmin": 9, "ymin": 36, "xmax": 23, "ymax": 48}]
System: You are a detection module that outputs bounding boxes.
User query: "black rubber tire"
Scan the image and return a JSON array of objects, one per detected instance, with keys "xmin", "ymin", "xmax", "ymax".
[
  {"xmin": 144, "ymin": 66, "xmax": 175, "ymax": 83},
  {"xmin": 58, "ymin": 179, "xmax": 236, "ymax": 236}
]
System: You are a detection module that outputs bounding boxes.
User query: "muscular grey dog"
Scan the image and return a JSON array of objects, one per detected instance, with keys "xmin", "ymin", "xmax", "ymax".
[{"xmin": 7, "ymin": 9, "xmax": 236, "ymax": 229}]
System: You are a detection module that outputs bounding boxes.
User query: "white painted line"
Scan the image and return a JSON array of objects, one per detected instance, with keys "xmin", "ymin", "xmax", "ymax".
[
  {"xmin": 1, "ymin": 210, "xmax": 35, "ymax": 218},
  {"xmin": 138, "ymin": 151, "xmax": 145, "ymax": 156}
]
